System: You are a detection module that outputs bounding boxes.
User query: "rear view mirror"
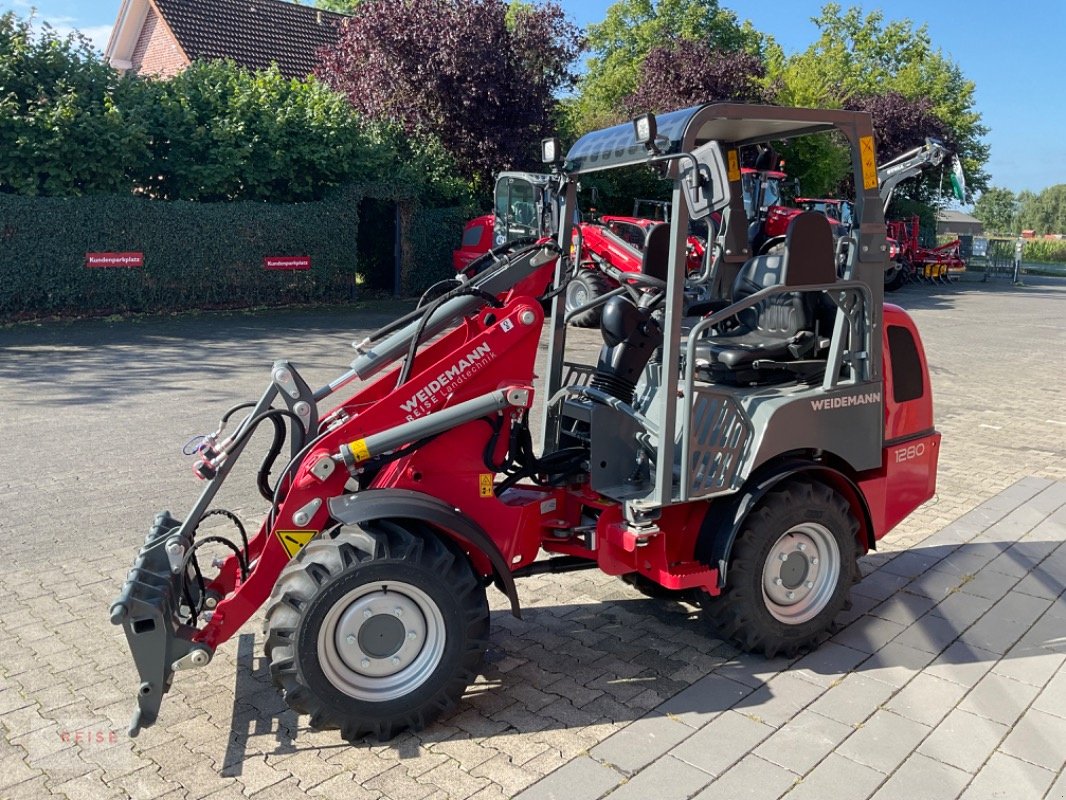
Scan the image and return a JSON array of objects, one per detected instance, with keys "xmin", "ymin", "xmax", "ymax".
[{"xmin": 682, "ymin": 141, "xmax": 730, "ymax": 220}]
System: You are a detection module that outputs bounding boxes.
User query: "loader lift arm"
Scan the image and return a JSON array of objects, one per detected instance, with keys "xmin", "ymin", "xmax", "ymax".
[{"xmin": 877, "ymin": 138, "xmax": 950, "ymax": 211}]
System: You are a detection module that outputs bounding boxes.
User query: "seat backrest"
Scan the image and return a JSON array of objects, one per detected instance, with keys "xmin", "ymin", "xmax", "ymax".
[
  {"xmin": 783, "ymin": 211, "xmax": 835, "ymax": 287},
  {"xmin": 642, "ymin": 223, "xmax": 671, "ymax": 283},
  {"xmin": 728, "ymin": 211, "xmax": 833, "ymax": 336}
]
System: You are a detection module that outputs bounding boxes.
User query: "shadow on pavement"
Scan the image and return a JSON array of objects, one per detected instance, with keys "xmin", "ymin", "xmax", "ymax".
[{"xmin": 215, "ymin": 534, "xmax": 1063, "ymax": 766}]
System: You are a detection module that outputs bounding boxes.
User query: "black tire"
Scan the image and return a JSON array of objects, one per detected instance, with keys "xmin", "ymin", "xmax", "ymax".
[
  {"xmin": 702, "ymin": 479, "xmax": 859, "ymax": 659},
  {"xmin": 885, "ymin": 261, "xmax": 907, "ymax": 292},
  {"xmin": 264, "ymin": 521, "xmax": 489, "ymax": 742},
  {"xmin": 565, "ymin": 270, "xmax": 612, "ymax": 328}
]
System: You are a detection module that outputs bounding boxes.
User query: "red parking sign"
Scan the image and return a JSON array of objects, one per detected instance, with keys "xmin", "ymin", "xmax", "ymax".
[
  {"xmin": 263, "ymin": 256, "xmax": 311, "ymax": 270},
  {"xmin": 86, "ymin": 252, "xmax": 143, "ymax": 268}
]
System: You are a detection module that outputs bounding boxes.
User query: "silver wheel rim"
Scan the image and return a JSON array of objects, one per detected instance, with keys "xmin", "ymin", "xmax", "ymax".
[
  {"xmin": 318, "ymin": 581, "xmax": 446, "ymax": 702},
  {"xmin": 761, "ymin": 523, "xmax": 840, "ymax": 625},
  {"xmin": 566, "ymin": 280, "xmax": 589, "ymax": 311}
]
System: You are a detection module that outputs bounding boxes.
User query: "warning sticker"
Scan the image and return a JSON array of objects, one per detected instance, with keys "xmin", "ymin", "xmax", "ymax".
[
  {"xmin": 479, "ymin": 473, "xmax": 494, "ymax": 498},
  {"xmin": 276, "ymin": 530, "xmax": 316, "ymax": 559},
  {"xmin": 726, "ymin": 149, "xmax": 741, "ymax": 183},
  {"xmin": 859, "ymin": 136, "xmax": 878, "ymax": 190},
  {"xmin": 348, "ymin": 438, "xmax": 371, "ymax": 463}
]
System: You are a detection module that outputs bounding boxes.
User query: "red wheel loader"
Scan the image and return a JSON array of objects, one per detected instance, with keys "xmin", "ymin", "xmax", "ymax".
[{"xmin": 112, "ymin": 103, "xmax": 940, "ymax": 743}]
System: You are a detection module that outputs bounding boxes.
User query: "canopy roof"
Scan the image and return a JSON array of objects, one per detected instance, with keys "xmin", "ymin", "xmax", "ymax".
[{"xmin": 564, "ymin": 103, "xmax": 871, "ymax": 175}]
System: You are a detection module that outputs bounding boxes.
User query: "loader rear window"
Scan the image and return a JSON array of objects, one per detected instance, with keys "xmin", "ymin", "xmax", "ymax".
[
  {"xmin": 462, "ymin": 224, "xmax": 484, "ymax": 248},
  {"xmin": 888, "ymin": 325, "xmax": 923, "ymax": 403}
]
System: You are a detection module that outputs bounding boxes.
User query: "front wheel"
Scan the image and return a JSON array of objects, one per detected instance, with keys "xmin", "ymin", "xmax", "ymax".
[
  {"xmin": 702, "ymin": 479, "xmax": 859, "ymax": 658},
  {"xmin": 565, "ymin": 270, "xmax": 612, "ymax": 328},
  {"xmin": 264, "ymin": 521, "xmax": 489, "ymax": 742}
]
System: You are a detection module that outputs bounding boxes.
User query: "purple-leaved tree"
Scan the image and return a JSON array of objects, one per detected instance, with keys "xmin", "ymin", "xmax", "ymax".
[
  {"xmin": 317, "ymin": 0, "xmax": 583, "ymax": 185},
  {"xmin": 624, "ymin": 39, "xmax": 768, "ymax": 116}
]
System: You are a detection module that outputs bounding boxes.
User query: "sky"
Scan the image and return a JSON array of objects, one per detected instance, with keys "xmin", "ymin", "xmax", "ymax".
[{"xmin": 2, "ymin": 0, "xmax": 1062, "ymax": 197}]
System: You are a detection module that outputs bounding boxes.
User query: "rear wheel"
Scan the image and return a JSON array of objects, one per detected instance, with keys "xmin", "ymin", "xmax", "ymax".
[
  {"xmin": 565, "ymin": 270, "xmax": 611, "ymax": 328},
  {"xmin": 264, "ymin": 521, "xmax": 489, "ymax": 742},
  {"xmin": 885, "ymin": 261, "xmax": 906, "ymax": 291},
  {"xmin": 703, "ymin": 479, "xmax": 858, "ymax": 658}
]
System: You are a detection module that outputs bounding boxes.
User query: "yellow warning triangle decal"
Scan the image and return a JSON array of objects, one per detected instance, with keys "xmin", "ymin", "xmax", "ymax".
[{"xmin": 275, "ymin": 530, "xmax": 316, "ymax": 559}]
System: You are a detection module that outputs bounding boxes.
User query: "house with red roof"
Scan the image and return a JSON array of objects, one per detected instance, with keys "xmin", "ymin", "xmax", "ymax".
[{"xmin": 104, "ymin": 0, "xmax": 347, "ymax": 78}]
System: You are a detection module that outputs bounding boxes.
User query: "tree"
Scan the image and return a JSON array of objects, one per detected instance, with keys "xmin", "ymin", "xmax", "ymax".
[
  {"xmin": 313, "ymin": 0, "xmax": 359, "ymax": 11},
  {"xmin": 766, "ymin": 4, "xmax": 989, "ymax": 200},
  {"xmin": 0, "ymin": 12, "xmax": 147, "ymax": 196},
  {"xmin": 318, "ymin": 0, "xmax": 583, "ymax": 187},
  {"xmin": 1018, "ymin": 185, "xmax": 1066, "ymax": 235},
  {"xmin": 624, "ymin": 39, "xmax": 768, "ymax": 115},
  {"xmin": 972, "ymin": 187, "xmax": 1017, "ymax": 235},
  {"xmin": 124, "ymin": 62, "xmax": 398, "ymax": 202},
  {"xmin": 577, "ymin": 0, "xmax": 761, "ymax": 129}
]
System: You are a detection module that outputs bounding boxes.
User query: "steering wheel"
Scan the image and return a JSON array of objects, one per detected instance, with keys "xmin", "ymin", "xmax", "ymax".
[{"xmin": 757, "ymin": 235, "xmax": 787, "ymax": 256}]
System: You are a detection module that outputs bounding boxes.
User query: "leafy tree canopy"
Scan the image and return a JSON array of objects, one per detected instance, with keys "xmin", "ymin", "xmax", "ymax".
[
  {"xmin": 0, "ymin": 12, "xmax": 146, "ymax": 196},
  {"xmin": 766, "ymin": 4, "xmax": 988, "ymax": 203},
  {"xmin": 318, "ymin": 0, "xmax": 583, "ymax": 188},
  {"xmin": 972, "ymin": 186, "xmax": 1017, "ymax": 235},
  {"xmin": 125, "ymin": 61, "xmax": 399, "ymax": 202},
  {"xmin": 624, "ymin": 39, "xmax": 768, "ymax": 116},
  {"xmin": 1017, "ymin": 184, "xmax": 1066, "ymax": 235},
  {"xmin": 577, "ymin": 0, "xmax": 761, "ymax": 129}
]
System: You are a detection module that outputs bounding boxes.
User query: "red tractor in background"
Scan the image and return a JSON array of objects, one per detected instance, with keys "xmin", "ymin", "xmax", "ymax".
[
  {"xmin": 745, "ymin": 139, "xmax": 954, "ymax": 291},
  {"xmin": 453, "ymin": 174, "xmax": 708, "ymax": 327},
  {"xmin": 112, "ymin": 103, "xmax": 940, "ymax": 746}
]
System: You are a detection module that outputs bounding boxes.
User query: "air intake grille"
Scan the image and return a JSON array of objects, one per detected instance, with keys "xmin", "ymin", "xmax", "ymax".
[{"xmin": 687, "ymin": 392, "xmax": 751, "ymax": 497}]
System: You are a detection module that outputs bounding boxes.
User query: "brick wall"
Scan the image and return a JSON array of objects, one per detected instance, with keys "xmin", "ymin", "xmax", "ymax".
[{"xmin": 130, "ymin": 5, "xmax": 189, "ymax": 77}]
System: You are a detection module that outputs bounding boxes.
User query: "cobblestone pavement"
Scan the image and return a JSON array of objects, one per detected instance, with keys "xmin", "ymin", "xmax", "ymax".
[{"xmin": 1, "ymin": 276, "xmax": 1064, "ymax": 800}]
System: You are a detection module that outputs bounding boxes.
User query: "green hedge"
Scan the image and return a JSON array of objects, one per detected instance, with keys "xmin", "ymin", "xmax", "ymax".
[
  {"xmin": 0, "ymin": 187, "xmax": 470, "ymax": 318},
  {"xmin": 401, "ymin": 204, "xmax": 477, "ymax": 296}
]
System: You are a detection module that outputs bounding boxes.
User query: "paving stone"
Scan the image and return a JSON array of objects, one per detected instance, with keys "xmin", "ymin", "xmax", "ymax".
[
  {"xmin": 997, "ymin": 708, "xmax": 1066, "ymax": 771},
  {"xmin": 691, "ymin": 754, "xmax": 797, "ymax": 800},
  {"xmin": 857, "ymin": 641, "xmax": 937, "ymax": 687},
  {"xmin": 918, "ymin": 708, "xmax": 1009, "ymax": 773},
  {"xmin": 790, "ymin": 642, "xmax": 870, "ymax": 685},
  {"xmin": 958, "ymin": 672, "xmax": 1041, "ymax": 726},
  {"xmin": 893, "ymin": 613, "xmax": 963, "ymax": 655},
  {"xmin": 513, "ymin": 755, "xmax": 622, "ymax": 800},
  {"xmin": 804, "ymin": 674, "xmax": 895, "ymax": 727},
  {"xmin": 778, "ymin": 752, "xmax": 884, "ymax": 800},
  {"xmin": 958, "ymin": 752, "xmax": 1055, "ymax": 800},
  {"xmin": 752, "ymin": 710, "xmax": 853, "ymax": 776},
  {"xmin": 836, "ymin": 710, "xmax": 932, "ymax": 774},
  {"xmin": 670, "ymin": 710, "xmax": 776, "ymax": 777},
  {"xmin": 589, "ymin": 714, "xmax": 694, "ymax": 774},
  {"xmin": 959, "ymin": 592, "xmax": 1054, "ymax": 655},
  {"xmin": 928, "ymin": 591, "xmax": 998, "ymax": 629},
  {"xmin": 852, "ymin": 571, "xmax": 912, "ymax": 602},
  {"xmin": 831, "ymin": 616, "xmax": 908, "ymax": 655},
  {"xmin": 906, "ymin": 568, "xmax": 970, "ymax": 601},
  {"xmin": 991, "ymin": 644, "xmax": 1064, "ymax": 688},
  {"xmin": 923, "ymin": 641, "xmax": 999, "ymax": 688},
  {"xmin": 867, "ymin": 592, "xmax": 939, "ymax": 627},
  {"xmin": 868, "ymin": 753, "xmax": 970, "ymax": 800},
  {"xmin": 602, "ymin": 754, "xmax": 712, "ymax": 800},
  {"xmin": 733, "ymin": 673, "xmax": 826, "ymax": 728},
  {"xmin": 651, "ymin": 673, "xmax": 753, "ymax": 729}
]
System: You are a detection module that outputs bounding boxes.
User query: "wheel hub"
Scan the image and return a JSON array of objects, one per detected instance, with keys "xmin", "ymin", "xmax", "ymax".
[
  {"xmin": 761, "ymin": 524, "xmax": 841, "ymax": 625},
  {"xmin": 568, "ymin": 281, "xmax": 588, "ymax": 308},
  {"xmin": 319, "ymin": 581, "xmax": 446, "ymax": 699}
]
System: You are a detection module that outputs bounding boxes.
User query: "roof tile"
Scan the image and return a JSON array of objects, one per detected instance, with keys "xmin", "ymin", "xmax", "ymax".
[{"xmin": 153, "ymin": 0, "xmax": 347, "ymax": 78}]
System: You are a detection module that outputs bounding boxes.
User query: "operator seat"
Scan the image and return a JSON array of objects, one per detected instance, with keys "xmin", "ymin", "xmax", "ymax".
[{"xmin": 693, "ymin": 211, "xmax": 836, "ymax": 384}]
